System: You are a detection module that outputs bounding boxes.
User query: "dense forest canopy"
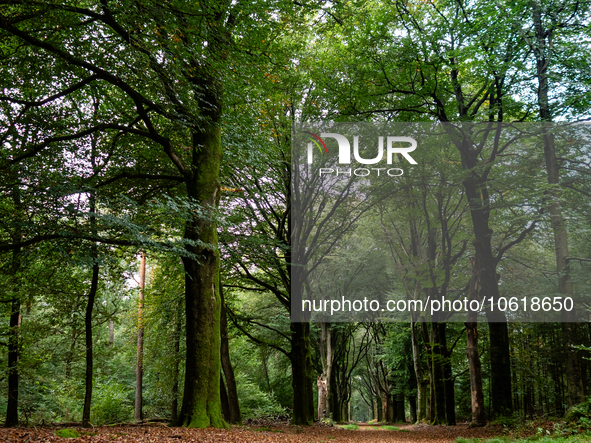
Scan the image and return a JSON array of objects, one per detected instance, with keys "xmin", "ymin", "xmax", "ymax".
[{"xmin": 0, "ymin": 0, "xmax": 590, "ymax": 431}]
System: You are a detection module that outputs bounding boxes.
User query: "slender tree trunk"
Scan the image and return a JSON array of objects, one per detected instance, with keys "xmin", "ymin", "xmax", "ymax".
[
  {"xmin": 411, "ymin": 318, "xmax": 427, "ymax": 422},
  {"xmin": 5, "ymin": 297, "xmax": 20, "ymax": 427},
  {"xmin": 135, "ymin": 251, "xmax": 146, "ymax": 421},
  {"xmin": 82, "ymin": 190, "xmax": 99, "ymax": 427},
  {"xmin": 5, "ymin": 186, "xmax": 22, "ymax": 427},
  {"xmin": 319, "ymin": 322, "xmax": 332, "ymax": 419},
  {"xmin": 220, "ymin": 374, "xmax": 230, "ymax": 422},
  {"xmin": 441, "ymin": 324, "xmax": 456, "ymax": 425},
  {"xmin": 220, "ymin": 284, "xmax": 241, "ymax": 424},
  {"xmin": 82, "ymin": 257, "xmax": 99, "ymax": 426},
  {"xmin": 431, "ymin": 321, "xmax": 446, "ymax": 425},
  {"xmin": 466, "ymin": 257, "xmax": 486, "ymax": 426}
]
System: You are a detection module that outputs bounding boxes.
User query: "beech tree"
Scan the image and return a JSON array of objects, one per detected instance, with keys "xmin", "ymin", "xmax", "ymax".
[{"xmin": 0, "ymin": 0, "xmax": 297, "ymax": 428}]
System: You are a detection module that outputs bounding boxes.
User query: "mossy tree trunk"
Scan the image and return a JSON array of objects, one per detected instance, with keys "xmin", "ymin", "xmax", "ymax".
[{"xmin": 177, "ymin": 109, "xmax": 226, "ymax": 428}]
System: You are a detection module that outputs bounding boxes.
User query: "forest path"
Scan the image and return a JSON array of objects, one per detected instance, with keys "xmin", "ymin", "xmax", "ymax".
[{"xmin": 0, "ymin": 422, "xmax": 507, "ymax": 442}]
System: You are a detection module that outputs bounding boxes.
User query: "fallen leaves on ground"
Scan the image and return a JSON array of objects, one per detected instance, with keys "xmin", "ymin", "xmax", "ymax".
[{"xmin": 0, "ymin": 422, "xmax": 506, "ymax": 443}]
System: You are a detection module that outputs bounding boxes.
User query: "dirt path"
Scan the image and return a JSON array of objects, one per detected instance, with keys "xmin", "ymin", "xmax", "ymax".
[{"xmin": 0, "ymin": 423, "xmax": 508, "ymax": 443}]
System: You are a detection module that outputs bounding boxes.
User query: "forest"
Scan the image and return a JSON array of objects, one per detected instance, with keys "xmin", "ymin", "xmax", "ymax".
[{"xmin": 0, "ymin": 0, "xmax": 591, "ymax": 441}]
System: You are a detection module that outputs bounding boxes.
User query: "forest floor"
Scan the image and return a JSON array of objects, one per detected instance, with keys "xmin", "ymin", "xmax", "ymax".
[{"xmin": 0, "ymin": 422, "xmax": 514, "ymax": 443}]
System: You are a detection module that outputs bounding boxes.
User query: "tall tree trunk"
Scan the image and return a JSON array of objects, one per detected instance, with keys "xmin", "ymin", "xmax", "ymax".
[
  {"xmin": 430, "ymin": 321, "xmax": 446, "ymax": 425},
  {"xmin": 5, "ymin": 183, "xmax": 22, "ymax": 427},
  {"xmin": 82, "ymin": 189, "xmax": 99, "ymax": 427},
  {"xmin": 455, "ymin": 131, "xmax": 512, "ymax": 418},
  {"xmin": 411, "ymin": 318, "xmax": 427, "ymax": 422},
  {"xmin": 531, "ymin": 2, "xmax": 583, "ymax": 407},
  {"xmin": 466, "ymin": 257, "xmax": 486, "ymax": 426},
  {"xmin": 290, "ymin": 322, "xmax": 314, "ymax": 425},
  {"xmin": 177, "ymin": 77, "xmax": 225, "ymax": 427},
  {"xmin": 82, "ymin": 255, "xmax": 99, "ymax": 426},
  {"xmin": 220, "ymin": 284, "xmax": 241, "ymax": 424},
  {"xmin": 441, "ymin": 323, "xmax": 456, "ymax": 425},
  {"xmin": 5, "ymin": 296, "xmax": 20, "ymax": 427},
  {"xmin": 135, "ymin": 251, "xmax": 146, "ymax": 421},
  {"xmin": 220, "ymin": 374, "xmax": 231, "ymax": 422},
  {"xmin": 319, "ymin": 322, "xmax": 332, "ymax": 419}
]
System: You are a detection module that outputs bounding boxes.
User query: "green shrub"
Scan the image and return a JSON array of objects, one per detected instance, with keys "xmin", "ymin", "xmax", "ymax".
[
  {"xmin": 236, "ymin": 379, "xmax": 285, "ymax": 419},
  {"xmin": 90, "ymin": 380, "xmax": 133, "ymax": 425},
  {"xmin": 566, "ymin": 397, "xmax": 591, "ymax": 423}
]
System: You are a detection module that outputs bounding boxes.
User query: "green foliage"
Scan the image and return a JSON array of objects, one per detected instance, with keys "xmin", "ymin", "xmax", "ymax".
[
  {"xmin": 55, "ymin": 429, "xmax": 80, "ymax": 438},
  {"xmin": 565, "ymin": 398, "xmax": 591, "ymax": 423},
  {"xmin": 236, "ymin": 379, "xmax": 286, "ymax": 419},
  {"xmin": 90, "ymin": 380, "xmax": 133, "ymax": 426}
]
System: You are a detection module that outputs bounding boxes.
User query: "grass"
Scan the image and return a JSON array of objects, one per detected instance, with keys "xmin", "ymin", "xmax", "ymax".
[
  {"xmin": 337, "ymin": 424, "xmax": 360, "ymax": 430},
  {"xmin": 381, "ymin": 426, "xmax": 401, "ymax": 431}
]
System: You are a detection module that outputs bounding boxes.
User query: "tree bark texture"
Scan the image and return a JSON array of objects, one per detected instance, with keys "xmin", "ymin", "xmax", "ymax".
[
  {"xmin": 290, "ymin": 322, "xmax": 315, "ymax": 425},
  {"xmin": 177, "ymin": 115, "xmax": 225, "ymax": 428}
]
